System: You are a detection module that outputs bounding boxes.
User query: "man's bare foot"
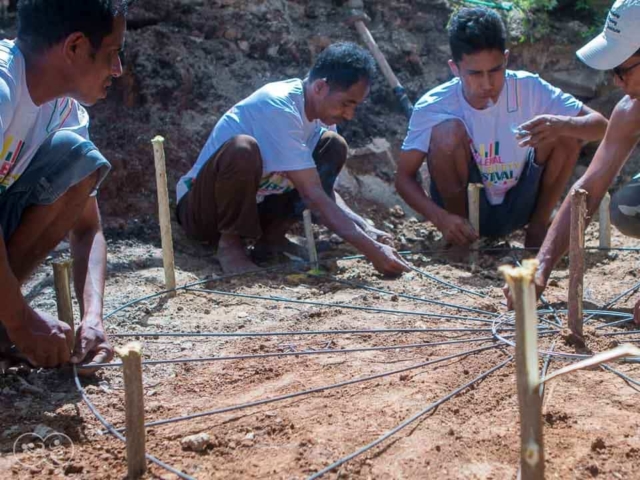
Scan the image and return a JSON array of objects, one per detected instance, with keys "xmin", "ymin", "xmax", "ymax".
[{"xmin": 217, "ymin": 234, "xmax": 260, "ymax": 275}]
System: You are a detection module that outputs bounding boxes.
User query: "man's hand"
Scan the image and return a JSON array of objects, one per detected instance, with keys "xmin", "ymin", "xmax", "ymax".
[
  {"xmin": 364, "ymin": 225, "xmax": 395, "ymax": 247},
  {"xmin": 437, "ymin": 212, "xmax": 478, "ymax": 246},
  {"xmin": 503, "ymin": 269, "xmax": 547, "ymax": 310},
  {"xmin": 71, "ymin": 319, "xmax": 114, "ymax": 367},
  {"xmin": 366, "ymin": 242, "xmax": 411, "ymax": 276},
  {"xmin": 5, "ymin": 306, "xmax": 73, "ymax": 368},
  {"xmin": 516, "ymin": 115, "xmax": 566, "ymax": 148}
]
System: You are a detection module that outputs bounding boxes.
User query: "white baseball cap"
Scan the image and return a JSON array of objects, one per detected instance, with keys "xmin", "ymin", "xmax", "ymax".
[{"xmin": 577, "ymin": 0, "xmax": 640, "ymax": 70}]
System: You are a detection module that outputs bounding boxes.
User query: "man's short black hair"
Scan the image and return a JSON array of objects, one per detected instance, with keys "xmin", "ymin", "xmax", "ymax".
[
  {"xmin": 448, "ymin": 7, "xmax": 506, "ymax": 63},
  {"xmin": 308, "ymin": 42, "xmax": 376, "ymax": 91},
  {"xmin": 17, "ymin": 0, "xmax": 130, "ymax": 54}
]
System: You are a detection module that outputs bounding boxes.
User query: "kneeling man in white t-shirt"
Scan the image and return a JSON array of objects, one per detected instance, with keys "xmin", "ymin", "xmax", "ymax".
[
  {"xmin": 177, "ymin": 43, "xmax": 408, "ymax": 276},
  {"xmin": 396, "ymin": 7, "xmax": 607, "ymax": 248}
]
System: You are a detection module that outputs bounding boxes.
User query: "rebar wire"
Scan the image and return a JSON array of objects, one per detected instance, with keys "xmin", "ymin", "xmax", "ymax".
[
  {"xmin": 584, "ymin": 280, "xmax": 640, "ymax": 324},
  {"xmin": 492, "ymin": 310, "xmax": 640, "ymax": 361},
  {"xmin": 594, "ymin": 317, "xmax": 635, "ymax": 330},
  {"xmin": 321, "ymin": 274, "xmax": 499, "ymax": 317},
  {"xmin": 102, "ymin": 344, "xmax": 503, "ymax": 434},
  {"xmin": 601, "ymin": 364, "xmax": 640, "ymax": 390},
  {"xmin": 539, "ymin": 340, "xmax": 557, "ymax": 398},
  {"xmin": 306, "ymin": 356, "xmax": 513, "ymax": 480},
  {"xmin": 91, "ymin": 335, "xmax": 503, "ymax": 369},
  {"xmin": 103, "ymin": 263, "xmax": 294, "ymax": 320},
  {"xmin": 406, "ymin": 264, "xmax": 489, "ymax": 299},
  {"xmin": 111, "ymin": 327, "xmax": 514, "ymax": 338},
  {"xmin": 73, "ymin": 366, "xmax": 197, "ymax": 480},
  {"xmin": 185, "ymin": 286, "xmax": 493, "ymax": 324},
  {"xmin": 600, "ymin": 330, "xmax": 640, "ymax": 337}
]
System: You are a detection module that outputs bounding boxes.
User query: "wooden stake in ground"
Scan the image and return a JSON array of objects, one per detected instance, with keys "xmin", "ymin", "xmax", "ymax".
[
  {"xmin": 500, "ymin": 259, "xmax": 544, "ymax": 480},
  {"xmin": 467, "ymin": 183, "xmax": 483, "ymax": 265},
  {"xmin": 303, "ymin": 209, "xmax": 319, "ymax": 271},
  {"xmin": 52, "ymin": 259, "xmax": 75, "ymax": 351},
  {"xmin": 115, "ymin": 342, "xmax": 146, "ymax": 479},
  {"xmin": 569, "ymin": 189, "xmax": 588, "ymax": 345},
  {"xmin": 151, "ymin": 136, "xmax": 176, "ymax": 295},
  {"xmin": 599, "ymin": 192, "xmax": 611, "ymax": 249}
]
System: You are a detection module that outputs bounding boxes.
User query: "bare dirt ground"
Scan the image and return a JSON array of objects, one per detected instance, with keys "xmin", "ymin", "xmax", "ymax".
[{"xmin": 1, "ymin": 210, "xmax": 640, "ymax": 480}]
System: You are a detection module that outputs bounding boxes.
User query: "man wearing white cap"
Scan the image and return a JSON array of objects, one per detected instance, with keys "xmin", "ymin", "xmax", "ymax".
[{"xmin": 508, "ymin": 0, "xmax": 640, "ymax": 324}]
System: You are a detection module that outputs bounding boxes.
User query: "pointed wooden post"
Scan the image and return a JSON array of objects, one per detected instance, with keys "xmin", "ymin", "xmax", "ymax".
[
  {"xmin": 468, "ymin": 183, "xmax": 483, "ymax": 266},
  {"xmin": 303, "ymin": 209, "xmax": 319, "ymax": 271},
  {"xmin": 599, "ymin": 192, "xmax": 611, "ymax": 249},
  {"xmin": 116, "ymin": 342, "xmax": 146, "ymax": 478},
  {"xmin": 569, "ymin": 189, "xmax": 587, "ymax": 346},
  {"xmin": 500, "ymin": 259, "xmax": 544, "ymax": 480},
  {"xmin": 151, "ymin": 136, "xmax": 176, "ymax": 295},
  {"xmin": 53, "ymin": 259, "xmax": 75, "ymax": 351}
]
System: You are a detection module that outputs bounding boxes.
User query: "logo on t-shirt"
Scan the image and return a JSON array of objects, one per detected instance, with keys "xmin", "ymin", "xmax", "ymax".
[{"xmin": 471, "ymin": 140, "xmax": 519, "ymax": 187}]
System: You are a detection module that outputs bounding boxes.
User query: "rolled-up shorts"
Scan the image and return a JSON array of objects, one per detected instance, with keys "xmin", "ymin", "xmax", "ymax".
[
  {"xmin": 0, "ymin": 130, "xmax": 111, "ymax": 241},
  {"xmin": 429, "ymin": 149, "xmax": 545, "ymax": 238},
  {"xmin": 611, "ymin": 173, "xmax": 640, "ymax": 238}
]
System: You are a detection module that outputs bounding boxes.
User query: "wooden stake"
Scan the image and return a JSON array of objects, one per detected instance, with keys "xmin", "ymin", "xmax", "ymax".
[
  {"xmin": 569, "ymin": 189, "xmax": 587, "ymax": 345},
  {"xmin": 500, "ymin": 259, "xmax": 544, "ymax": 480},
  {"xmin": 303, "ymin": 209, "xmax": 319, "ymax": 271},
  {"xmin": 151, "ymin": 136, "xmax": 176, "ymax": 295},
  {"xmin": 115, "ymin": 342, "xmax": 146, "ymax": 479},
  {"xmin": 599, "ymin": 192, "xmax": 611, "ymax": 249},
  {"xmin": 52, "ymin": 259, "xmax": 75, "ymax": 351},
  {"xmin": 468, "ymin": 183, "xmax": 483, "ymax": 265}
]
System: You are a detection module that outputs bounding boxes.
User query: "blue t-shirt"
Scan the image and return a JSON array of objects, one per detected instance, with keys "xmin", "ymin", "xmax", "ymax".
[
  {"xmin": 402, "ymin": 70, "xmax": 583, "ymax": 205},
  {"xmin": 177, "ymin": 78, "xmax": 333, "ymax": 203}
]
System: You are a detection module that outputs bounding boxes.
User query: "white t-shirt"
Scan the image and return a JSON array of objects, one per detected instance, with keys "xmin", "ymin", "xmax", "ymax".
[
  {"xmin": 402, "ymin": 70, "xmax": 583, "ymax": 205},
  {"xmin": 0, "ymin": 40, "xmax": 90, "ymax": 196},
  {"xmin": 177, "ymin": 78, "xmax": 333, "ymax": 203}
]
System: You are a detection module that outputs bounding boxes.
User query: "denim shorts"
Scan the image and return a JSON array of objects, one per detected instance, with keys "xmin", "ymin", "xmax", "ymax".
[
  {"xmin": 0, "ymin": 130, "xmax": 111, "ymax": 241},
  {"xmin": 430, "ymin": 149, "xmax": 544, "ymax": 237},
  {"xmin": 610, "ymin": 172, "xmax": 640, "ymax": 238}
]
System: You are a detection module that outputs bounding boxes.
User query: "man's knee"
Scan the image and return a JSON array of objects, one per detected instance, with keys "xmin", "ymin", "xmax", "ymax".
[
  {"xmin": 536, "ymin": 137, "xmax": 581, "ymax": 167},
  {"xmin": 219, "ymin": 135, "xmax": 262, "ymax": 176},
  {"xmin": 611, "ymin": 182, "xmax": 640, "ymax": 238},
  {"xmin": 429, "ymin": 119, "xmax": 469, "ymax": 158},
  {"xmin": 316, "ymin": 131, "xmax": 348, "ymax": 170}
]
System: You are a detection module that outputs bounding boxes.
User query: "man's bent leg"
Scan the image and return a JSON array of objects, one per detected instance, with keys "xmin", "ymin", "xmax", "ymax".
[
  {"xmin": 611, "ymin": 174, "xmax": 640, "ymax": 238},
  {"xmin": 0, "ymin": 130, "xmax": 110, "ymax": 283},
  {"xmin": 427, "ymin": 120, "xmax": 472, "ymax": 218},
  {"xmin": 526, "ymin": 137, "xmax": 581, "ymax": 247},
  {"xmin": 255, "ymin": 131, "xmax": 348, "ymax": 259},
  {"xmin": 177, "ymin": 135, "xmax": 263, "ymax": 273}
]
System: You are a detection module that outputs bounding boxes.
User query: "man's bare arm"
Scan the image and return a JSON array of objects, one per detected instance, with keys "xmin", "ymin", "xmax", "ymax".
[
  {"xmin": 287, "ymin": 168, "xmax": 408, "ymax": 275},
  {"xmin": 69, "ymin": 197, "xmax": 113, "ymax": 365},
  {"xmin": 536, "ymin": 96, "xmax": 640, "ymax": 287},
  {"xmin": 395, "ymin": 149, "xmax": 477, "ymax": 246},
  {"xmin": 519, "ymin": 105, "xmax": 608, "ymax": 147}
]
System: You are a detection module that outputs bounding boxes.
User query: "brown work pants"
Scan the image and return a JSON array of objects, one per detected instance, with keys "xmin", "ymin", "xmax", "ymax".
[{"xmin": 176, "ymin": 131, "xmax": 347, "ymax": 245}]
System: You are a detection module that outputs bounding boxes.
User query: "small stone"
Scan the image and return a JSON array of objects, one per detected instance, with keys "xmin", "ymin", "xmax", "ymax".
[
  {"xmin": 64, "ymin": 464, "xmax": 83, "ymax": 474},
  {"xmin": 238, "ymin": 40, "xmax": 250, "ymax": 53},
  {"xmin": 244, "ymin": 432, "xmax": 255, "ymax": 440},
  {"xmin": 591, "ymin": 437, "xmax": 606, "ymax": 452},
  {"xmin": 389, "ymin": 205, "xmax": 405, "ymax": 218},
  {"xmin": 238, "ymin": 312, "xmax": 248, "ymax": 319},
  {"xmin": 180, "ymin": 433, "xmax": 211, "ymax": 452}
]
